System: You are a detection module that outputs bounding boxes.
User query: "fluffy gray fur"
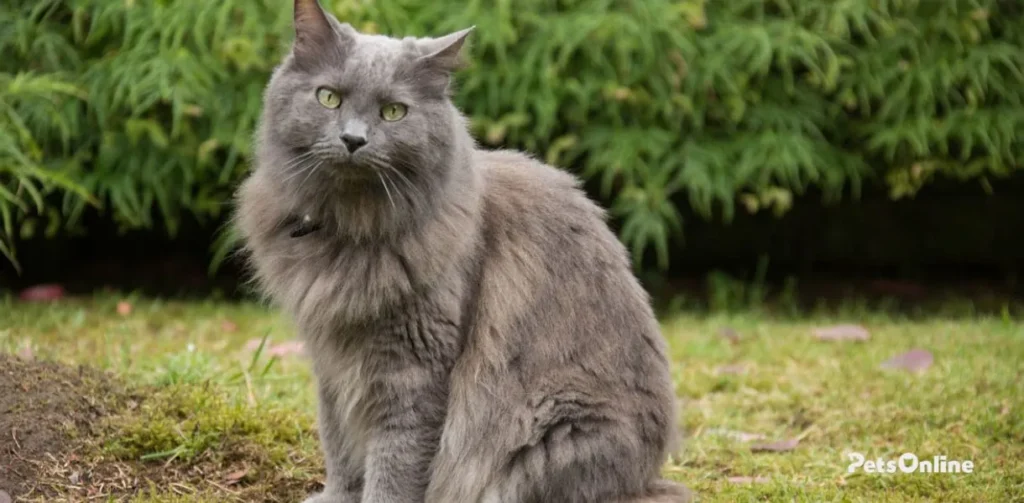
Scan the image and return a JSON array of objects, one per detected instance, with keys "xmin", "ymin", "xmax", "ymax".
[{"xmin": 234, "ymin": 1, "xmax": 690, "ymax": 502}]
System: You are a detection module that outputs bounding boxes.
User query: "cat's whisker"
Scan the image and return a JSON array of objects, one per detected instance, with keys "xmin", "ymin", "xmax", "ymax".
[
  {"xmin": 362, "ymin": 156, "xmax": 417, "ymax": 204},
  {"xmin": 281, "ymin": 157, "xmax": 320, "ymax": 183},
  {"xmin": 283, "ymin": 166, "xmax": 311, "ymax": 183},
  {"xmin": 382, "ymin": 164, "xmax": 420, "ymax": 197},
  {"xmin": 282, "ymin": 156, "xmax": 322, "ymax": 184},
  {"xmin": 371, "ymin": 159, "xmax": 424, "ymax": 202},
  {"xmin": 385, "ymin": 170, "xmax": 410, "ymax": 205},
  {"xmin": 384, "ymin": 169, "xmax": 423, "ymax": 207},
  {"xmin": 299, "ymin": 160, "xmax": 324, "ymax": 187},
  {"xmin": 281, "ymin": 150, "xmax": 318, "ymax": 172},
  {"xmin": 284, "ymin": 248, "xmax": 323, "ymax": 261},
  {"xmin": 377, "ymin": 171, "xmax": 397, "ymax": 211}
]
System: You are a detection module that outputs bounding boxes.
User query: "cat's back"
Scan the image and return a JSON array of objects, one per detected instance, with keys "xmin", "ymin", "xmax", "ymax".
[
  {"xmin": 475, "ymin": 148, "xmax": 634, "ymax": 277},
  {"xmin": 476, "ymin": 149, "xmax": 590, "ymax": 210}
]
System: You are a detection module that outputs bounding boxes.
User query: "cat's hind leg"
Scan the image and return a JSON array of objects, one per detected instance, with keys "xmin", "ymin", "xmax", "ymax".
[{"xmin": 483, "ymin": 418, "xmax": 690, "ymax": 503}]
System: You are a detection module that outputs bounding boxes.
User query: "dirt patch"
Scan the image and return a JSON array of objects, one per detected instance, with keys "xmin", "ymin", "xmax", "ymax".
[
  {"xmin": 0, "ymin": 354, "xmax": 321, "ymax": 502},
  {"xmin": 0, "ymin": 354, "xmax": 125, "ymax": 498}
]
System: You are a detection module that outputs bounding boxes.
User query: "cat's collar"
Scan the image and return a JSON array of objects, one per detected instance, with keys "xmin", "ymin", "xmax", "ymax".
[{"xmin": 286, "ymin": 214, "xmax": 322, "ymax": 238}]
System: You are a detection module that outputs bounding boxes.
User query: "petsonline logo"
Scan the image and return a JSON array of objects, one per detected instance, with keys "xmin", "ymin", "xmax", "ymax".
[{"xmin": 847, "ymin": 452, "xmax": 975, "ymax": 474}]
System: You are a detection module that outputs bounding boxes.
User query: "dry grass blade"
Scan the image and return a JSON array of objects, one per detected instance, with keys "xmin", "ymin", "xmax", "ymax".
[{"xmin": 750, "ymin": 438, "xmax": 800, "ymax": 453}]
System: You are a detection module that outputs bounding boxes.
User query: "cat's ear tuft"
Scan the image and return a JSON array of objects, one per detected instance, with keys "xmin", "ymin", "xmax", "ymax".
[
  {"xmin": 293, "ymin": 0, "xmax": 346, "ymax": 63},
  {"xmin": 417, "ymin": 26, "xmax": 475, "ymax": 73}
]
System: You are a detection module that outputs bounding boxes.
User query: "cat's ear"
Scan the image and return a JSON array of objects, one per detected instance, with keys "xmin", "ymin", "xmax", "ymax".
[
  {"xmin": 416, "ymin": 27, "xmax": 475, "ymax": 72},
  {"xmin": 292, "ymin": 0, "xmax": 352, "ymax": 64},
  {"xmin": 410, "ymin": 27, "xmax": 474, "ymax": 95}
]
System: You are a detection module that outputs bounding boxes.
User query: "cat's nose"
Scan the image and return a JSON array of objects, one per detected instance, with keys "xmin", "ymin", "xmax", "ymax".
[{"xmin": 341, "ymin": 133, "xmax": 367, "ymax": 153}]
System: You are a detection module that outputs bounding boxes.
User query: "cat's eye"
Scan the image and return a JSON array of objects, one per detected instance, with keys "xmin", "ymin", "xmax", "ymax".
[
  {"xmin": 316, "ymin": 88, "xmax": 342, "ymax": 109},
  {"xmin": 380, "ymin": 103, "xmax": 408, "ymax": 122}
]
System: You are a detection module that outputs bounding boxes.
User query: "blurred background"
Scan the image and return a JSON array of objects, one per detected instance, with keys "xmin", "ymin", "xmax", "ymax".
[
  {"xmin": 1, "ymin": 1, "xmax": 1023, "ymax": 501},
  {"xmin": 1, "ymin": 0, "xmax": 1022, "ymax": 310}
]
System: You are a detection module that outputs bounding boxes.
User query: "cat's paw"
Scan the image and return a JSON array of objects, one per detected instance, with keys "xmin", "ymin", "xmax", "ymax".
[{"xmin": 301, "ymin": 491, "xmax": 358, "ymax": 503}]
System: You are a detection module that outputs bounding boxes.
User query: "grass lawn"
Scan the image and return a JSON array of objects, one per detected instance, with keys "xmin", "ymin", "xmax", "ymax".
[{"xmin": 1, "ymin": 294, "xmax": 1022, "ymax": 502}]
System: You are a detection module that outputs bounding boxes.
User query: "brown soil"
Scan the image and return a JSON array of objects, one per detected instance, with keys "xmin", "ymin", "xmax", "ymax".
[
  {"xmin": 0, "ymin": 354, "xmax": 124, "ymax": 499},
  {"xmin": 0, "ymin": 355, "xmax": 321, "ymax": 502}
]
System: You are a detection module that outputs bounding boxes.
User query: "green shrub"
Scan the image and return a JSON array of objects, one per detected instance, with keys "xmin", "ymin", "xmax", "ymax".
[{"xmin": 1, "ymin": 0, "xmax": 1022, "ymax": 270}]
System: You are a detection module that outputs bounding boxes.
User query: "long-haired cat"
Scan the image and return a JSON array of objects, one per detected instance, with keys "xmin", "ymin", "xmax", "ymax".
[{"xmin": 235, "ymin": 1, "xmax": 690, "ymax": 501}]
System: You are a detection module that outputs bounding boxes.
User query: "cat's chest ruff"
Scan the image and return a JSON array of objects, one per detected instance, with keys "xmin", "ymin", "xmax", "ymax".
[
  {"xmin": 378, "ymin": 303, "xmax": 464, "ymax": 370},
  {"xmin": 280, "ymin": 227, "xmax": 421, "ymax": 329},
  {"xmin": 313, "ymin": 305, "xmax": 462, "ymax": 434}
]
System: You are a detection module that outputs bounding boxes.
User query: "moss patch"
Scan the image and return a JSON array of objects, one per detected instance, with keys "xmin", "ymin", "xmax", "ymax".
[{"xmin": 95, "ymin": 382, "xmax": 324, "ymax": 502}]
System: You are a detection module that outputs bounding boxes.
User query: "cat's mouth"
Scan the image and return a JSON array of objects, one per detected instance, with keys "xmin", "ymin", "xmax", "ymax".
[
  {"xmin": 286, "ymin": 145, "xmax": 362, "ymax": 175},
  {"xmin": 312, "ymin": 151, "xmax": 381, "ymax": 182}
]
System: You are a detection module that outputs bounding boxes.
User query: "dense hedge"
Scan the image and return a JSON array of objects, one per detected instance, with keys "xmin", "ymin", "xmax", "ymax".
[{"xmin": 1, "ymin": 0, "xmax": 1022, "ymax": 271}]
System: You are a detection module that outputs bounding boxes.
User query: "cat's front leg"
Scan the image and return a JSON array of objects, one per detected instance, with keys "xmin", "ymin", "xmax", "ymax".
[
  {"xmin": 360, "ymin": 365, "xmax": 447, "ymax": 503},
  {"xmin": 306, "ymin": 378, "xmax": 364, "ymax": 503}
]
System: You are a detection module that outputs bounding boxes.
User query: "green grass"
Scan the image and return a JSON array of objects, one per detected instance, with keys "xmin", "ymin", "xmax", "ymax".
[{"xmin": 1, "ymin": 294, "xmax": 1022, "ymax": 502}]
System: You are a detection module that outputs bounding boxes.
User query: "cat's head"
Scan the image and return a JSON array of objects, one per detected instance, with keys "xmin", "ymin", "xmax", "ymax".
[{"xmin": 258, "ymin": 0, "xmax": 474, "ymax": 206}]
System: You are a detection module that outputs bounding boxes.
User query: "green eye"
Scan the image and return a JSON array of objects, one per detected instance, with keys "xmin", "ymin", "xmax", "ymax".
[
  {"xmin": 380, "ymin": 103, "xmax": 408, "ymax": 121},
  {"xmin": 316, "ymin": 88, "xmax": 341, "ymax": 108}
]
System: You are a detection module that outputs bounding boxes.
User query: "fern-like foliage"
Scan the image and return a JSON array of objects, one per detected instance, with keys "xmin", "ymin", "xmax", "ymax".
[{"xmin": 1, "ymin": 0, "xmax": 1022, "ymax": 271}]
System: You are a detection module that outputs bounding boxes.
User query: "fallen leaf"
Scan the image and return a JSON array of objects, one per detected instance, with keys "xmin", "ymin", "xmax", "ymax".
[
  {"xmin": 727, "ymin": 476, "xmax": 770, "ymax": 484},
  {"xmin": 869, "ymin": 279, "xmax": 926, "ymax": 297},
  {"xmin": 811, "ymin": 324, "xmax": 870, "ymax": 341},
  {"xmin": 704, "ymin": 428, "xmax": 765, "ymax": 442},
  {"xmin": 880, "ymin": 348, "xmax": 933, "ymax": 372},
  {"xmin": 0, "ymin": 490, "xmax": 11, "ymax": 503},
  {"xmin": 267, "ymin": 340, "xmax": 305, "ymax": 357},
  {"xmin": 224, "ymin": 468, "xmax": 248, "ymax": 484},
  {"xmin": 718, "ymin": 327, "xmax": 740, "ymax": 344},
  {"xmin": 221, "ymin": 320, "xmax": 238, "ymax": 333},
  {"xmin": 751, "ymin": 438, "xmax": 800, "ymax": 453},
  {"xmin": 16, "ymin": 346, "xmax": 34, "ymax": 361},
  {"xmin": 19, "ymin": 284, "xmax": 65, "ymax": 302},
  {"xmin": 715, "ymin": 363, "xmax": 748, "ymax": 375},
  {"xmin": 116, "ymin": 301, "xmax": 133, "ymax": 316}
]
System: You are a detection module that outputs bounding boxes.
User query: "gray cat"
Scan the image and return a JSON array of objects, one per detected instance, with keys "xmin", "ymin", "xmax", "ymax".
[{"xmin": 234, "ymin": 1, "xmax": 690, "ymax": 502}]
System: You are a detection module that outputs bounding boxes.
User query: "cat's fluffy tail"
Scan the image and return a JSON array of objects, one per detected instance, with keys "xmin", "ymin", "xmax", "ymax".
[{"xmin": 619, "ymin": 479, "xmax": 694, "ymax": 503}]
